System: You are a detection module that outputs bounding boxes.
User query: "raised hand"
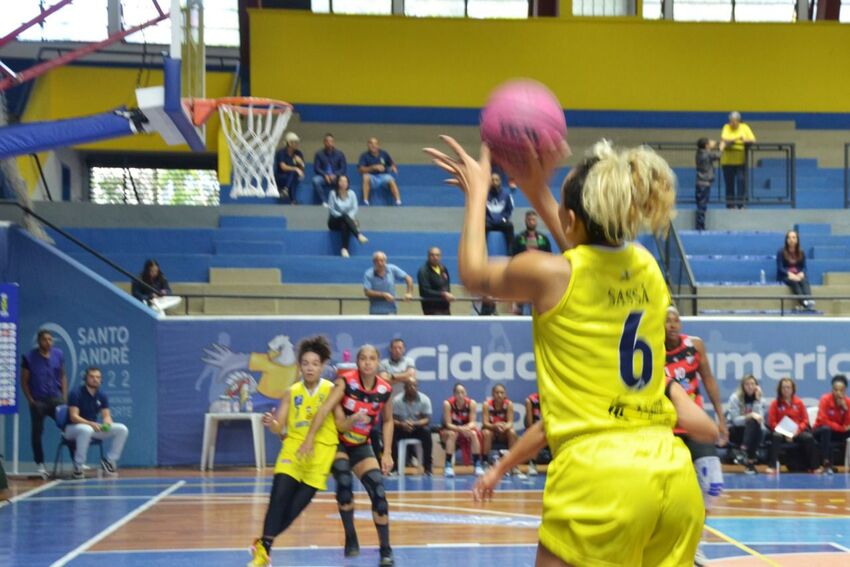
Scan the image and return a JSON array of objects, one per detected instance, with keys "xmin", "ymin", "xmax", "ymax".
[{"xmin": 423, "ymin": 136, "xmax": 492, "ymax": 199}]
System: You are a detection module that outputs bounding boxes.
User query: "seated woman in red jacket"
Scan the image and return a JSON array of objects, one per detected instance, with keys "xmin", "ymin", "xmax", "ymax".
[
  {"xmin": 766, "ymin": 377, "xmax": 818, "ymax": 474},
  {"xmin": 813, "ymin": 374, "xmax": 850, "ymax": 474}
]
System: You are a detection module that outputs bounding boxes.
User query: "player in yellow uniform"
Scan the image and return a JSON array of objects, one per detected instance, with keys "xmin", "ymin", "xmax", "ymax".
[
  {"xmin": 247, "ymin": 336, "xmax": 365, "ymax": 567},
  {"xmin": 426, "ymin": 136, "xmax": 704, "ymax": 566}
]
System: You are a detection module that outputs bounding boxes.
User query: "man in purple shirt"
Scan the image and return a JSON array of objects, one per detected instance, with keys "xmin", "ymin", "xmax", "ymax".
[{"xmin": 21, "ymin": 329, "xmax": 67, "ymax": 478}]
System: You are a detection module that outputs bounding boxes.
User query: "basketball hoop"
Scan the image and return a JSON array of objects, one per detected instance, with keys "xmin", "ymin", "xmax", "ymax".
[{"xmin": 195, "ymin": 96, "xmax": 293, "ymax": 199}]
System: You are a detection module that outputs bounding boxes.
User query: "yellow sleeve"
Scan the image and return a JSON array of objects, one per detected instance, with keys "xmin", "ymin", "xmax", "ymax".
[
  {"xmin": 249, "ymin": 353, "xmax": 273, "ymax": 372},
  {"xmin": 742, "ymin": 124, "xmax": 756, "ymax": 142},
  {"xmin": 720, "ymin": 124, "xmax": 733, "ymax": 141}
]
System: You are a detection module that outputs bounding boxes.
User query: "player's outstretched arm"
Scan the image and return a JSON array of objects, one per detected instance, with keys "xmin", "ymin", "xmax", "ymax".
[
  {"xmin": 473, "ymin": 422, "xmax": 547, "ymax": 502},
  {"xmin": 424, "ymin": 137, "xmax": 570, "ymax": 311},
  {"xmin": 668, "ymin": 381, "xmax": 719, "ymax": 444}
]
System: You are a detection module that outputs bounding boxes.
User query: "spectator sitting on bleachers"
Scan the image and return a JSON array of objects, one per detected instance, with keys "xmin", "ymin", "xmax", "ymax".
[
  {"xmin": 725, "ymin": 374, "xmax": 766, "ymax": 474},
  {"xmin": 391, "ymin": 378, "xmax": 433, "ymax": 476},
  {"xmin": 358, "ymin": 137, "xmax": 402, "ymax": 206},
  {"xmin": 132, "ymin": 259, "xmax": 171, "ymax": 303},
  {"xmin": 485, "ymin": 173, "xmax": 514, "ymax": 251},
  {"xmin": 274, "ymin": 132, "xmax": 305, "ymax": 204},
  {"xmin": 813, "ymin": 374, "xmax": 850, "ymax": 474},
  {"xmin": 777, "ymin": 230, "xmax": 815, "ymax": 311},
  {"xmin": 312, "ymin": 133, "xmax": 347, "ymax": 206},
  {"xmin": 418, "ymin": 247, "xmax": 454, "ymax": 315},
  {"xmin": 440, "ymin": 383, "xmax": 483, "ymax": 478},
  {"xmin": 766, "ymin": 377, "xmax": 818, "ymax": 474},
  {"xmin": 327, "ymin": 175, "xmax": 368, "ymax": 258},
  {"xmin": 363, "ymin": 252, "xmax": 414, "ymax": 315},
  {"xmin": 132, "ymin": 259, "xmax": 179, "ymax": 315},
  {"xmin": 510, "ymin": 211, "xmax": 552, "ymax": 315},
  {"xmin": 482, "ymin": 384, "xmax": 523, "ymax": 478}
]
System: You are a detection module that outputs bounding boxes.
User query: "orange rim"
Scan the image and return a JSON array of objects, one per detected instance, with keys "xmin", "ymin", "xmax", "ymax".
[{"xmin": 189, "ymin": 96, "xmax": 292, "ymax": 126}]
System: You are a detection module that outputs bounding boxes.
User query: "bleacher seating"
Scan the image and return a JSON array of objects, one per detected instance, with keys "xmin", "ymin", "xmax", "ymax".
[{"xmin": 281, "ymin": 158, "xmax": 848, "ymax": 209}]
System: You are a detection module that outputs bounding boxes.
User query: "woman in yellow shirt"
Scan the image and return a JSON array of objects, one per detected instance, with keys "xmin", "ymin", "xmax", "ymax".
[
  {"xmin": 426, "ymin": 136, "xmax": 704, "ymax": 566},
  {"xmin": 720, "ymin": 111, "xmax": 756, "ymax": 209},
  {"xmin": 247, "ymin": 336, "xmax": 364, "ymax": 567}
]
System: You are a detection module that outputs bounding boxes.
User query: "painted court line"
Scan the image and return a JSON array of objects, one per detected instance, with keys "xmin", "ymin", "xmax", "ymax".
[
  {"xmin": 0, "ymin": 479, "xmax": 60, "ymax": 509},
  {"xmin": 50, "ymin": 480, "xmax": 185, "ymax": 567},
  {"xmin": 84, "ymin": 542, "xmax": 541, "ymax": 555},
  {"xmin": 703, "ymin": 525, "xmax": 782, "ymax": 567},
  {"xmin": 830, "ymin": 542, "xmax": 850, "ymax": 553}
]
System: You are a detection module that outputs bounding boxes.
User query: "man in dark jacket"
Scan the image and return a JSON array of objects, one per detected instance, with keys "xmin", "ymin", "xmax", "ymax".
[
  {"xmin": 312, "ymin": 133, "xmax": 347, "ymax": 206},
  {"xmin": 417, "ymin": 247, "xmax": 454, "ymax": 315}
]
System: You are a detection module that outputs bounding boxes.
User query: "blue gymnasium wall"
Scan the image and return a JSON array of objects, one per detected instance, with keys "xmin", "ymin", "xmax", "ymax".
[
  {"xmin": 1, "ymin": 226, "xmax": 158, "ymax": 467},
  {"xmin": 157, "ymin": 316, "xmax": 850, "ymax": 467}
]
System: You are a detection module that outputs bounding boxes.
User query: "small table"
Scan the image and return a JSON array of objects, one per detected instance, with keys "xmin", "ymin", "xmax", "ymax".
[{"xmin": 200, "ymin": 412, "xmax": 266, "ymax": 471}]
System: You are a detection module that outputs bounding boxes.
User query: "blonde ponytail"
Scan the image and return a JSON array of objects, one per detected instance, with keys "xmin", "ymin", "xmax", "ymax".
[{"xmin": 579, "ymin": 141, "xmax": 676, "ymax": 242}]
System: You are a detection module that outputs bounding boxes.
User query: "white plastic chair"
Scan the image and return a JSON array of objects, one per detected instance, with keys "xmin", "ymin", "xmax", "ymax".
[{"xmin": 397, "ymin": 439, "xmax": 423, "ymax": 478}]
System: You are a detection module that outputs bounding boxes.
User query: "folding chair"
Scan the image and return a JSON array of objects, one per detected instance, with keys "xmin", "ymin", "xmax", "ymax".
[{"xmin": 52, "ymin": 405, "xmax": 103, "ymax": 479}]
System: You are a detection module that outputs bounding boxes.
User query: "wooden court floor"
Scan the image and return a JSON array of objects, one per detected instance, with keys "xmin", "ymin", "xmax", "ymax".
[{"xmin": 3, "ymin": 467, "xmax": 850, "ymax": 566}]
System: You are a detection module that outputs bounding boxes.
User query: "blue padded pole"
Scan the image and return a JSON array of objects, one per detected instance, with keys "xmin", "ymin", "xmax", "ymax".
[{"xmin": 0, "ymin": 110, "xmax": 136, "ymax": 159}]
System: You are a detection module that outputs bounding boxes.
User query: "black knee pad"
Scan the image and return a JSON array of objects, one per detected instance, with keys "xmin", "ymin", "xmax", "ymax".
[
  {"xmin": 332, "ymin": 459, "xmax": 353, "ymax": 505},
  {"xmin": 361, "ymin": 469, "xmax": 388, "ymax": 516}
]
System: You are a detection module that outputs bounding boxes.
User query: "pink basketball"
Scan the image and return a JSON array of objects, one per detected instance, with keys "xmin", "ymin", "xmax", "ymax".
[{"xmin": 480, "ymin": 79, "xmax": 567, "ymax": 170}]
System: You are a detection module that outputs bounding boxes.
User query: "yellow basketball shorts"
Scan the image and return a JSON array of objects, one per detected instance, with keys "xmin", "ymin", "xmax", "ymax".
[
  {"xmin": 539, "ymin": 427, "xmax": 704, "ymax": 567},
  {"xmin": 274, "ymin": 439, "xmax": 337, "ymax": 491}
]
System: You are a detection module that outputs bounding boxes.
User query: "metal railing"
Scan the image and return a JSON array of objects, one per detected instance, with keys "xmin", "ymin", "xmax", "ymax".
[
  {"xmin": 0, "ymin": 200, "xmax": 161, "ymax": 298},
  {"xmin": 645, "ymin": 141, "xmax": 797, "ymax": 208},
  {"xmin": 672, "ymin": 293, "xmax": 836, "ymax": 317},
  {"xmin": 176, "ymin": 293, "xmax": 498, "ymax": 316},
  {"xmin": 655, "ymin": 223, "xmax": 698, "ymax": 315}
]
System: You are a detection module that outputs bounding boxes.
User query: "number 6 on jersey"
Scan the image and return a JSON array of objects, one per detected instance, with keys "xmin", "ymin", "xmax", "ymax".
[{"xmin": 619, "ymin": 311, "xmax": 653, "ymax": 389}]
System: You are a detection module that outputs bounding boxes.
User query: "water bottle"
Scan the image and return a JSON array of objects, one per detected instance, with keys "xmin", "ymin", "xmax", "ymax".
[
  {"xmin": 245, "ymin": 398, "xmax": 253, "ymax": 413},
  {"xmin": 759, "ymin": 269, "xmax": 766, "ymax": 285},
  {"xmin": 343, "ymin": 349, "xmax": 351, "ymax": 363}
]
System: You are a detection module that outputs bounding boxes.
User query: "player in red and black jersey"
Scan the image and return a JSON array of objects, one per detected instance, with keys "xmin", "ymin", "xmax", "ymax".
[
  {"xmin": 664, "ymin": 305, "xmax": 726, "ymax": 567},
  {"xmin": 482, "ymin": 384, "xmax": 519, "ymax": 473},
  {"xmin": 440, "ymin": 383, "xmax": 484, "ymax": 477},
  {"xmin": 299, "ymin": 344, "xmax": 395, "ymax": 566},
  {"xmin": 524, "ymin": 392, "xmax": 549, "ymax": 476}
]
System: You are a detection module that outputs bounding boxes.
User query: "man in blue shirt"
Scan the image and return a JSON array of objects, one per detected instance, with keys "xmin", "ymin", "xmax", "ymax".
[
  {"xmin": 363, "ymin": 251, "xmax": 414, "ymax": 315},
  {"xmin": 65, "ymin": 366, "xmax": 129, "ymax": 479},
  {"xmin": 312, "ymin": 133, "xmax": 347, "ymax": 206},
  {"xmin": 358, "ymin": 137, "xmax": 402, "ymax": 206},
  {"xmin": 21, "ymin": 329, "xmax": 66, "ymax": 478}
]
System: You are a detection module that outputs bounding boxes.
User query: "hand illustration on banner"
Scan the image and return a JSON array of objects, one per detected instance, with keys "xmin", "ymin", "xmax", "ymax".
[{"xmin": 200, "ymin": 334, "xmax": 298, "ymax": 410}]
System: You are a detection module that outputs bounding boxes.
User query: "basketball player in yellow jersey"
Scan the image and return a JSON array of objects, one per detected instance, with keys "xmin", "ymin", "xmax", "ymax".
[
  {"xmin": 247, "ymin": 336, "xmax": 366, "ymax": 567},
  {"xmin": 426, "ymin": 136, "xmax": 704, "ymax": 566}
]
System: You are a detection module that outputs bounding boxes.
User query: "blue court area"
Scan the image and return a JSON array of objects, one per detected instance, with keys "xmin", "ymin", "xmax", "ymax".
[{"xmin": 2, "ymin": 473, "xmax": 850, "ymax": 566}]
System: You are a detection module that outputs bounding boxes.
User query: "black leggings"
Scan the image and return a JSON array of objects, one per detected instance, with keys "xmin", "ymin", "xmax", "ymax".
[
  {"xmin": 328, "ymin": 214, "xmax": 360, "ymax": 251},
  {"xmin": 729, "ymin": 419, "xmax": 764, "ymax": 461},
  {"xmin": 262, "ymin": 473, "xmax": 318, "ymax": 540}
]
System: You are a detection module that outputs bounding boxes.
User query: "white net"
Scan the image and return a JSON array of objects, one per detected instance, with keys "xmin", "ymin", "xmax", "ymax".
[{"xmin": 218, "ymin": 99, "xmax": 292, "ymax": 199}]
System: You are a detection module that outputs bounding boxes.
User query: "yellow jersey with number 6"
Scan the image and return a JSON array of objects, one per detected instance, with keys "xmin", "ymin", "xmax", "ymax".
[{"xmin": 532, "ymin": 243, "xmax": 676, "ymax": 450}]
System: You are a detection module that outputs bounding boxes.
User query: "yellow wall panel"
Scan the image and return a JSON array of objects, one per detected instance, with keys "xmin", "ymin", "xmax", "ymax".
[
  {"xmin": 21, "ymin": 66, "xmax": 236, "ymax": 152},
  {"xmin": 250, "ymin": 11, "xmax": 850, "ymax": 113}
]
